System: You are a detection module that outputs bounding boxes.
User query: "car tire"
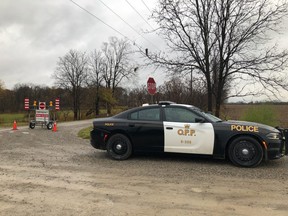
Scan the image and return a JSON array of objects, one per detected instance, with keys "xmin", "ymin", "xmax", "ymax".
[
  {"xmin": 29, "ymin": 122, "xmax": 35, "ymax": 129},
  {"xmin": 228, "ymin": 136, "xmax": 264, "ymax": 168},
  {"xmin": 107, "ymin": 134, "xmax": 132, "ymax": 160},
  {"xmin": 47, "ymin": 122, "xmax": 53, "ymax": 130}
]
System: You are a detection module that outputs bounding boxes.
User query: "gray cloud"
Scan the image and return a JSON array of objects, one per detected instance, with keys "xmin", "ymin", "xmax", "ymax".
[{"xmin": 0, "ymin": 0, "xmax": 160, "ymax": 89}]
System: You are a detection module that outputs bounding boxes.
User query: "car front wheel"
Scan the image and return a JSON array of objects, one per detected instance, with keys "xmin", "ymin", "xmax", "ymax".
[
  {"xmin": 228, "ymin": 136, "xmax": 264, "ymax": 168},
  {"xmin": 107, "ymin": 134, "xmax": 132, "ymax": 160}
]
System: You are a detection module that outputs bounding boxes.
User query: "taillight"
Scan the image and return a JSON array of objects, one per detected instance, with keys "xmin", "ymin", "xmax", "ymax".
[{"xmin": 104, "ymin": 134, "xmax": 108, "ymax": 142}]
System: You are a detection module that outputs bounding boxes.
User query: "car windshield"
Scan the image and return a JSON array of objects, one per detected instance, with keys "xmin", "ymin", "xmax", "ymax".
[{"xmin": 194, "ymin": 109, "xmax": 222, "ymax": 123}]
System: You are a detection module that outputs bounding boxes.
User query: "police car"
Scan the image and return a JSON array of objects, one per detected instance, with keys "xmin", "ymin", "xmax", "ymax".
[{"xmin": 90, "ymin": 101, "xmax": 287, "ymax": 167}]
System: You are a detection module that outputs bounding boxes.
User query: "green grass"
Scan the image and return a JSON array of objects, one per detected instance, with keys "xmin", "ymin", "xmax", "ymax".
[
  {"xmin": 0, "ymin": 113, "xmax": 28, "ymax": 127},
  {"xmin": 78, "ymin": 126, "xmax": 93, "ymax": 139},
  {"xmin": 0, "ymin": 106, "xmax": 125, "ymax": 128},
  {"xmin": 240, "ymin": 105, "xmax": 279, "ymax": 127}
]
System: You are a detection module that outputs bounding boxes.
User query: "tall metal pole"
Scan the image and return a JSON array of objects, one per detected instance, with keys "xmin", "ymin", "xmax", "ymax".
[{"xmin": 190, "ymin": 67, "xmax": 193, "ymax": 99}]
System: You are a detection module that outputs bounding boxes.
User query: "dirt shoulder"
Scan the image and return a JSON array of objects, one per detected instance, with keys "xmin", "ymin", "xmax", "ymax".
[{"xmin": 0, "ymin": 121, "xmax": 287, "ymax": 216}]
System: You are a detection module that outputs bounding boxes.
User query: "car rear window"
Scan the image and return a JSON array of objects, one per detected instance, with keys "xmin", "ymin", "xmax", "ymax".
[{"xmin": 130, "ymin": 108, "xmax": 160, "ymax": 121}]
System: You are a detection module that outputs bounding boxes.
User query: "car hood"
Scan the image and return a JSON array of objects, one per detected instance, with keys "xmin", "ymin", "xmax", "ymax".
[{"xmin": 224, "ymin": 120, "xmax": 279, "ymax": 133}]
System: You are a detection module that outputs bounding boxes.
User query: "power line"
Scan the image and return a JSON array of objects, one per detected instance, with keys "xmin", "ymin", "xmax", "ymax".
[
  {"xmin": 125, "ymin": 0, "xmax": 154, "ymax": 30},
  {"xmin": 97, "ymin": 0, "xmax": 158, "ymax": 48},
  {"xmin": 98, "ymin": 0, "xmax": 137, "ymax": 33},
  {"xmin": 69, "ymin": 0, "xmax": 160, "ymax": 51},
  {"xmin": 141, "ymin": 0, "xmax": 152, "ymax": 13},
  {"xmin": 69, "ymin": 0, "xmax": 131, "ymax": 42}
]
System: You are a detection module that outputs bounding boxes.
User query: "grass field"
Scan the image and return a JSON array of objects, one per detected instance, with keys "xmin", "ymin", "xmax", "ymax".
[
  {"xmin": 222, "ymin": 104, "xmax": 288, "ymax": 128},
  {"xmin": 0, "ymin": 111, "xmax": 75, "ymax": 128},
  {"xmin": 0, "ymin": 113, "xmax": 28, "ymax": 127},
  {"xmin": 1, "ymin": 104, "xmax": 288, "ymax": 128}
]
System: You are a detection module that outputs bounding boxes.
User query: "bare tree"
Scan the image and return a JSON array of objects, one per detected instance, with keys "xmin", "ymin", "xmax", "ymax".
[
  {"xmin": 148, "ymin": 0, "xmax": 288, "ymax": 116},
  {"xmin": 0, "ymin": 80, "xmax": 4, "ymax": 90},
  {"xmin": 88, "ymin": 50, "xmax": 104, "ymax": 116},
  {"xmin": 0, "ymin": 80, "xmax": 7, "ymax": 112},
  {"xmin": 126, "ymin": 85, "xmax": 150, "ymax": 107},
  {"xmin": 159, "ymin": 76, "xmax": 188, "ymax": 103},
  {"xmin": 54, "ymin": 50, "xmax": 88, "ymax": 120},
  {"xmin": 0, "ymin": 89, "xmax": 14, "ymax": 113},
  {"xmin": 102, "ymin": 37, "xmax": 138, "ymax": 114}
]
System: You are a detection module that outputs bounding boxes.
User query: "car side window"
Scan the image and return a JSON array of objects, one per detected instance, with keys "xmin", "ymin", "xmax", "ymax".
[
  {"xmin": 130, "ymin": 108, "xmax": 160, "ymax": 121},
  {"xmin": 164, "ymin": 107, "xmax": 199, "ymax": 123}
]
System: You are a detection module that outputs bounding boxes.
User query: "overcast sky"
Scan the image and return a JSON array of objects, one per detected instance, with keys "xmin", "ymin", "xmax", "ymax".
[
  {"xmin": 0, "ymin": 0, "xmax": 164, "ymax": 90},
  {"xmin": 1, "ymin": 0, "xmax": 288, "ymax": 102}
]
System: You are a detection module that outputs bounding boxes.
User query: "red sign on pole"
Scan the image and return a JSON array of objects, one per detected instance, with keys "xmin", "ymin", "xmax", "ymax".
[
  {"xmin": 39, "ymin": 102, "xmax": 46, "ymax": 110},
  {"xmin": 147, "ymin": 77, "xmax": 157, "ymax": 95},
  {"xmin": 24, "ymin": 98, "xmax": 29, "ymax": 110},
  {"xmin": 55, "ymin": 98, "xmax": 60, "ymax": 111}
]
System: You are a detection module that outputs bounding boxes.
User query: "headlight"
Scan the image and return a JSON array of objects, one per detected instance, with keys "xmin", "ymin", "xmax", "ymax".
[{"xmin": 266, "ymin": 133, "xmax": 280, "ymax": 140}]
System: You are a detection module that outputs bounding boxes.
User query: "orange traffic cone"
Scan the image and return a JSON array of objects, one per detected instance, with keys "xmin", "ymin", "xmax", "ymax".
[
  {"xmin": 12, "ymin": 120, "xmax": 18, "ymax": 130},
  {"xmin": 52, "ymin": 121, "xmax": 57, "ymax": 132}
]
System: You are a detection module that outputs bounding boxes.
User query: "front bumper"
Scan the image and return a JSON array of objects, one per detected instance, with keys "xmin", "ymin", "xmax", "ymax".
[
  {"xmin": 265, "ymin": 128, "xmax": 288, "ymax": 160},
  {"xmin": 283, "ymin": 129, "xmax": 288, "ymax": 155},
  {"xmin": 278, "ymin": 128, "xmax": 288, "ymax": 155},
  {"xmin": 267, "ymin": 141, "xmax": 285, "ymax": 159}
]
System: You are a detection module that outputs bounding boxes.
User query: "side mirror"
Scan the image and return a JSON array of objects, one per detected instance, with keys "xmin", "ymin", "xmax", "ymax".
[{"xmin": 195, "ymin": 117, "xmax": 205, "ymax": 123}]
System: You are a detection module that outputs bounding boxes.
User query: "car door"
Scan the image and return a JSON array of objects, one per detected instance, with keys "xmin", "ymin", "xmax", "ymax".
[
  {"xmin": 127, "ymin": 107, "xmax": 164, "ymax": 152},
  {"xmin": 163, "ymin": 107, "xmax": 215, "ymax": 155}
]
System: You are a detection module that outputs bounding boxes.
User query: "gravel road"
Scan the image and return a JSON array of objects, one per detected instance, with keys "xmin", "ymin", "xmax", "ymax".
[{"xmin": 0, "ymin": 120, "xmax": 287, "ymax": 216}]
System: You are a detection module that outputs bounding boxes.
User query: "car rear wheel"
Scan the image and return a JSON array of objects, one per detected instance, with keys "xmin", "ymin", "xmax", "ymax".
[
  {"xmin": 107, "ymin": 134, "xmax": 132, "ymax": 160},
  {"xmin": 29, "ymin": 122, "xmax": 35, "ymax": 129},
  {"xmin": 47, "ymin": 122, "xmax": 53, "ymax": 130},
  {"xmin": 228, "ymin": 136, "xmax": 264, "ymax": 168}
]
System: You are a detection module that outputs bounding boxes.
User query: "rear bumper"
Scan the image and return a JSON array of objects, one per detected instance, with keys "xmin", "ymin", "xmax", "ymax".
[{"xmin": 90, "ymin": 130, "xmax": 107, "ymax": 150}]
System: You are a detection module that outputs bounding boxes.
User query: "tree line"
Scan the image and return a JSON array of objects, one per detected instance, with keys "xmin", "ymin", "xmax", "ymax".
[
  {"xmin": 0, "ymin": 76, "xmax": 209, "ymax": 118},
  {"xmin": 1, "ymin": 37, "xmax": 209, "ymax": 118},
  {"xmin": 1, "ymin": 0, "xmax": 288, "ymax": 119}
]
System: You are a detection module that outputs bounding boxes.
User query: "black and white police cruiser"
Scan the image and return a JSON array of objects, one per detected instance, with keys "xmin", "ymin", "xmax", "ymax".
[{"xmin": 90, "ymin": 101, "xmax": 287, "ymax": 167}]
